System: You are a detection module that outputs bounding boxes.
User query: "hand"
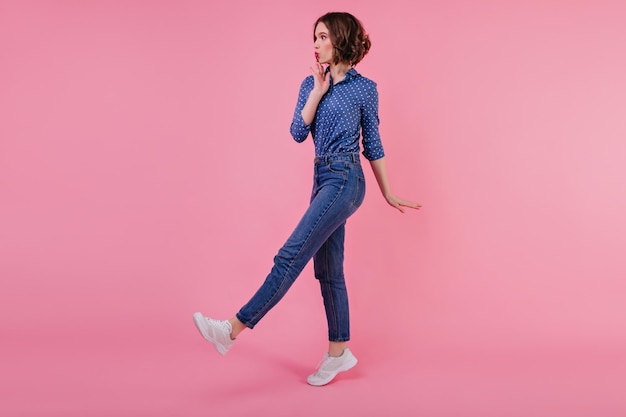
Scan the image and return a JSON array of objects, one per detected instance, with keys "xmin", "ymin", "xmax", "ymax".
[
  {"xmin": 310, "ymin": 62, "xmax": 330, "ymax": 96},
  {"xmin": 385, "ymin": 193, "xmax": 422, "ymax": 214}
]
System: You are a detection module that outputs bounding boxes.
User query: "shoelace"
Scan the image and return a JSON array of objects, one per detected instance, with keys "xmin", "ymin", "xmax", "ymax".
[
  {"xmin": 205, "ymin": 318, "xmax": 231, "ymax": 336},
  {"xmin": 313, "ymin": 354, "xmax": 332, "ymax": 374}
]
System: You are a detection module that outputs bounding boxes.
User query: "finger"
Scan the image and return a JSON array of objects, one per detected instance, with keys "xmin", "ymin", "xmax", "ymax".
[
  {"xmin": 320, "ymin": 64, "xmax": 328, "ymax": 78},
  {"xmin": 391, "ymin": 201, "xmax": 405, "ymax": 213},
  {"xmin": 399, "ymin": 199, "xmax": 422, "ymax": 209},
  {"xmin": 310, "ymin": 64, "xmax": 322, "ymax": 76}
]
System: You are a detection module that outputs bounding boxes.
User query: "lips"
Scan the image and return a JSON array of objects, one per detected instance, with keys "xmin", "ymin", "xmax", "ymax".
[{"xmin": 315, "ymin": 52, "xmax": 319, "ymax": 60}]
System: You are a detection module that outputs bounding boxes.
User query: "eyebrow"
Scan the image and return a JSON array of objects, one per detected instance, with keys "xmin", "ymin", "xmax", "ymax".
[{"xmin": 315, "ymin": 31, "xmax": 328, "ymax": 37}]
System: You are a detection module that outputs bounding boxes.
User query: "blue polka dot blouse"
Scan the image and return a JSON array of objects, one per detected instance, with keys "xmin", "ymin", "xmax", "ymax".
[{"xmin": 290, "ymin": 68, "xmax": 385, "ymax": 161}]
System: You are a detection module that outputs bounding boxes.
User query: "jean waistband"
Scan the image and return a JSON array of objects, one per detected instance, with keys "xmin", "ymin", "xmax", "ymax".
[{"xmin": 314, "ymin": 153, "xmax": 360, "ymax": 164}]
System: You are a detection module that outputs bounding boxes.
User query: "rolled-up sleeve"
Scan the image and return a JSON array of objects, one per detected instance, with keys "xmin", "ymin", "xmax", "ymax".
[
  {"xmin": 290, "ymin": 77, "xmax": 314, "ymax": 142},
  {"xmin": 360, "ymin": 82, "xmax": 385, "ymax": 161}
]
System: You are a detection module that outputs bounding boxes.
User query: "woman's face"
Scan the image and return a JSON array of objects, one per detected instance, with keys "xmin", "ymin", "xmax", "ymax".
[{"xmin": 314, "ymin": 22, "xmax": 333, "ymax": 64}]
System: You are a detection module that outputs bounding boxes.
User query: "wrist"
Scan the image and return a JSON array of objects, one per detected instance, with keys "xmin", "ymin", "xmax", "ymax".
[{"xmin": 309, "ymin": 90, "xmax": 325, "ymax": 100}]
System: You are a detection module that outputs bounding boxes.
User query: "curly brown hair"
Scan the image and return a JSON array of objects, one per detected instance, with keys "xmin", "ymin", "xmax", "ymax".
[{"xmin": 313, "ymin": 12, "xmax": 371, "ymax": 66}]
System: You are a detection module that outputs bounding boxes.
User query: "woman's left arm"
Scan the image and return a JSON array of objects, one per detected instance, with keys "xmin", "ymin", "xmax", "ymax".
[{"xmin": 369, "ymin": 157, "xmax": 421, "ymax": 213}]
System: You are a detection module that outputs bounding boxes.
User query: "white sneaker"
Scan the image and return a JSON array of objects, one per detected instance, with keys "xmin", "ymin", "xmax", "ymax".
[
  {"xmin": 192, "ymin": 312, "xmax": 234, "ymax": 355},
  {"xmin": 307, "ymin": 348, "xmax": 358, "ymax": 386}
]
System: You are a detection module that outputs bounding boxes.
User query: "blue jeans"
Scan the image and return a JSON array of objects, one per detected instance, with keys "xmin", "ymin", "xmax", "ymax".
[{"xmin": 236, "ymin": 153, "xmax": 366, "ymax": 342}]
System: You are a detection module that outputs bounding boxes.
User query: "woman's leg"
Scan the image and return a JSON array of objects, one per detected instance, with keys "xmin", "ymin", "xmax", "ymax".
[
  {"xmin": 194, "ymin": 155, "xmax": 364, "ymax": 360},
  {"xmin": 307, "ymin": 226, "xmax": 361, "ymax": 386},
  {"xmin": 235, "ymin": 162, "xmax": 359, "ymax": 330},
  {"xmin": 228, "ymin": 317, "xmax": 247, "ymax": 339},
  {"xmin": 313, "ymin": 222, "xmax": 351, "ymax": 356}
]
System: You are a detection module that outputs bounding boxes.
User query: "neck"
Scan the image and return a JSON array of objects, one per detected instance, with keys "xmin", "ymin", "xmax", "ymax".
[{"xmin": 328, "ymin": 62, "xmax": 352, "ymax": 84}]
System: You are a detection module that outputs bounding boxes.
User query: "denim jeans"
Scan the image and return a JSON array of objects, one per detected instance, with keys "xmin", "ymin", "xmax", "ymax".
[{"xmin": 236, "ymin": 153, "xmax": 366, "ymax": 342}]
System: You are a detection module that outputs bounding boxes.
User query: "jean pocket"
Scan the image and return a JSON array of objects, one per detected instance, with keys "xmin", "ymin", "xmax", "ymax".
[
  {"xmin": 354, "ymin": 164, "xmax": 365, "ymax": 181},
  {"xmin": 327, "ymin": 161, "xmax": 348, "ymax": 174},
  {"xmin": 352, "ymin": 175, "xmax": 366, "ymax": 208}
]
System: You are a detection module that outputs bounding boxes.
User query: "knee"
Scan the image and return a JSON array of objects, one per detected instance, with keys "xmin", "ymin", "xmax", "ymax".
[{"xmin": 314, "ymin": 271, "xmax": 327, "ymax": 282}]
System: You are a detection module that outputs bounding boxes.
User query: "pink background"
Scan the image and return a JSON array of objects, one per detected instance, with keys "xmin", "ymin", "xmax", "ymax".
[{"xmin": 2, "ymin": 1, "xmax": 625, "ymax": 416}]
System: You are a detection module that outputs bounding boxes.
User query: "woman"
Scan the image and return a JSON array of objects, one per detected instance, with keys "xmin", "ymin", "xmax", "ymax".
[{"xmin": 193, "ymin": 12, "xmax": 420, "ymax": 386}]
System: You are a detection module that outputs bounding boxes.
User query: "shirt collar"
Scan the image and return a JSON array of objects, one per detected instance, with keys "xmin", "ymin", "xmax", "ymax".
[{"xmin": 325, "ymin": 67, "xmax": 359, "ymax": 83}]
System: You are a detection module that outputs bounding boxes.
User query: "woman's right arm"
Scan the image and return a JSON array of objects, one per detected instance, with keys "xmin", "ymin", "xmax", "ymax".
[
  {"xmin": 302, "ymin": 63, "xmax": 330, "ymax": 124},
  {"xmin": 300, "ymin": 89, "xmax": 325, "ymax": 126},
  {"xmin": 290, "ymin": 63, "xmax": 330, "ymax": 142}
]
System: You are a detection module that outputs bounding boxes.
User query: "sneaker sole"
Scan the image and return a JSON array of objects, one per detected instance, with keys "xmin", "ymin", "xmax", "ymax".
[
  {"xmin": 192, "ymin": 312, "xmax": 228, "ymax": 356},
  {"xmin": 307, "ymin": 356, "xmax": 358, "ymax": 387}
]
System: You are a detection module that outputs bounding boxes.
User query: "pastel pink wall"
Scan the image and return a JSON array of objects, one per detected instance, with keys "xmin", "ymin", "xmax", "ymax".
[{"xmin": 2, "ymin": 1, "xmax": 625, "ymax": 415}]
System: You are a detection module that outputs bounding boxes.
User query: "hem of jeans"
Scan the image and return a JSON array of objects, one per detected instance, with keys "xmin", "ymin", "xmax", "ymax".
[
  {"xmin": 329, "ymin": 338, "xmax": 350, "ymax": 342},
  {"xmin": 235, "ymin": 313, "xmax": 255, "ymax": 330}
]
